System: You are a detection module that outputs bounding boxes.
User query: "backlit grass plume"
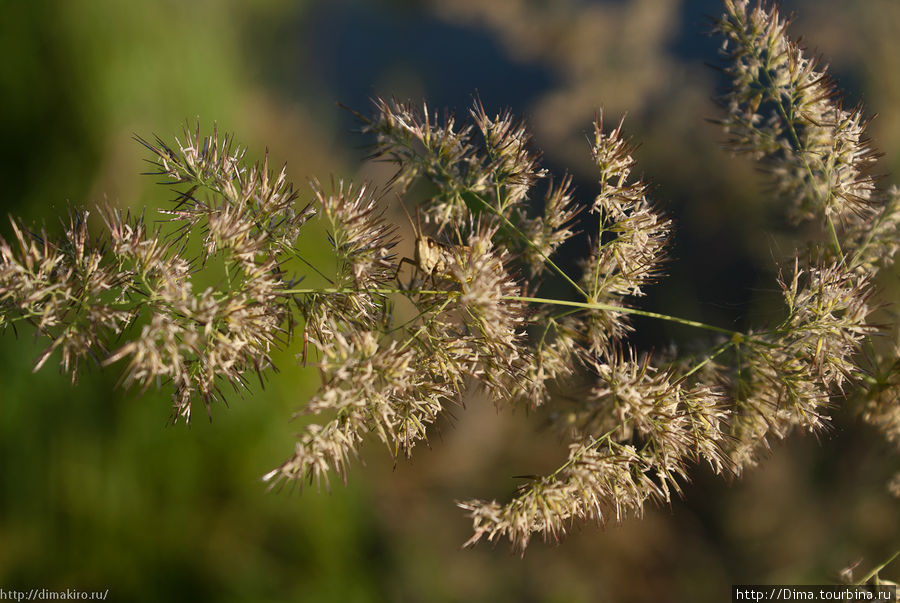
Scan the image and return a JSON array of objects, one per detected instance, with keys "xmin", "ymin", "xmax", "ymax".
[{"xmin": 1, "ymin": 0, "xmax": 898, "ymax": 554}]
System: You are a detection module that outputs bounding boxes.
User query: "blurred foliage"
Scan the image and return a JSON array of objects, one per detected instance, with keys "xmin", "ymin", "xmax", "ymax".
[{"xmin": 0, "ymin": 0, "xmax": 897, "ymax": 601}]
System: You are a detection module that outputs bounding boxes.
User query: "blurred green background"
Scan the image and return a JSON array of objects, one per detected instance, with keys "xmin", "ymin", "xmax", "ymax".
[{"xmin": 0, "ymin": 0, "xmax": 897, "ymax": 601}]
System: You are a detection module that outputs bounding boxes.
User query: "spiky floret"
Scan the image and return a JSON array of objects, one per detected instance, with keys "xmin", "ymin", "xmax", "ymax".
[
  {"xmin": 263, "ymin": 324, "xmax": 451, "ymax": 490},
  {"xmin": 715, "ymin": 0, "xmax": 881, "ymax": 229}
]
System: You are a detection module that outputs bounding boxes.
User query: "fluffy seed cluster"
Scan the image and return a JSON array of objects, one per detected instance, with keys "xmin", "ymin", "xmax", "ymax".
[
  {"xmin": 120, "ymin": 128, "xmax": 306, "ymax": 420},
  {"xmin": 263, "ymin": 324, "xmax": 450, "ymax": 489},
  {"xmin": 0, "ymin": 213, "xmax": 132, "ymax": 381},
  {"xmin": 458, "ymin": 0, "xmax": 898, "ymax": 551},
  {"xmin": 312, "ymin": 178, "xmax": 398, "ymax": 291},
  {"xmin": 580, "ymin": 114, "xmax": 671, "ymax": 351},
  {"xmin": 711, "ymin": 0, "xmax": 898, "ymax": 478},
  {"xmin": 2, "ymin": 0, "xmax": 898, "ymax": 555},
  {"xmin": 715, "ymin": 0, "xmax": 881, "ymax": 227},
  {"xmin": 362, "ymin": 97, "xmax": 489, "ymax": 226},
  {"xmin": 460, "ymin": 349, "xmax": 728, "ymax": 552}
]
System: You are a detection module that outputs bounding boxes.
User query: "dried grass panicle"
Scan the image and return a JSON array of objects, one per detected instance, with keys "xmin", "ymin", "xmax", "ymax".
[
  {"xmin": 722, "ymin": 257, "xmax": 874, "ymax": 472},
  {"xmin": 117, "ymin": 129, "xmax": 300, "ymax": 421},
  {"xmin": 573, "ymin": 349, "xmax": 729, "ymax": 471},
  {"xmin": 470, "ymin": 99, "xmax": 547, "ymax": 211},
  {"xmin": 508, "ymin": 312, "xmax": 581, "ymax": 409},
  {"xmin": 3, "ymin": 0, "xmax": 900, "ymax": 554},
  {"xmin": 461, "ymin": 347, "xmax": 730, "ymax": 554},
  {"xmin": 849, "ymin": 186, "xmax": 900, "ymax": 271},
  {"xmin": 450, "ymin": 224, "xmax": 527, "ymax": 365},
  {"xmin": 711, "ymin": 0, "xmax": 897, "ymax": 477},
  {"xmin": 459, "ymin": 440, "xmax": 659, "ymax": 553},
  {"xmin": 457, "ymin": 0, "xmax": 896, "ymax": 549},
  {"xmin": 715, "ymin": 0, "xmax": 881, "ymax": 228},
  {"xmin": 579, "ymin": 114, "xmax": 671, "ymax": 352},
  {"xmin": 520, "ymin": 173, "xmax": 580, "ymax": 278},
  {"xmin": 362, "ymin": 97, "xmax": 487, "ymax": 221},
  {"xmin": 263, "ymin": 324, "xmax": 451, "ymax": 490},
  {"xmin": 1, "ymin": 126, "xmax": 306, "ymax": 421},
  {"xmin": 0, "ymin": 211, "xmax": 133, "ymax": 382},
  {"xmin": 312, "ymin": 178, "xmax": 398, "ymax": 290}
]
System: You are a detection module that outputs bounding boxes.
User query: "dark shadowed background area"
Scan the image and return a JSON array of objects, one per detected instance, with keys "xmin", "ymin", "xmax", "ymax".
[{"xmin": 0, "ymin": 1, "xmax": 897, "ymax": 601}]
